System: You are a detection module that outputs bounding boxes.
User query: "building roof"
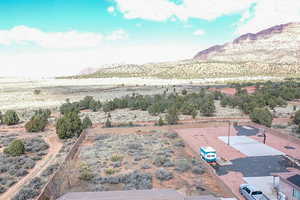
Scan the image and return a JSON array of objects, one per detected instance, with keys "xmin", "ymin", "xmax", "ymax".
[
  {"xmin": 201, "ymin": 146, "xmax": 216, "ymax": 152},
  {"xmin": 287, "ymin": 174, "xmax": 300, "ymax": 188},
  {"xmin": 57, "ymin": 189, "xmax": 220, "ymax": 200},
  {"xmin": 273, "ymin": 171, "xmax": 300, "ymax": 191}
]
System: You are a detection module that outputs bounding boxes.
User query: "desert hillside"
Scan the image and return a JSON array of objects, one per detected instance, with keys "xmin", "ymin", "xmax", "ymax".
[
  {"xmin": 194, "ymin": 22, "xmax": 300, "ymax": 64},
  {"xmin": 72, "ymin": 23, "xmax": 300, "ymax": 79}
]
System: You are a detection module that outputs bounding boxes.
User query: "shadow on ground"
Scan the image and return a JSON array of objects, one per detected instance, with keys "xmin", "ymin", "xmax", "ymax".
[
  {"xmin": 215, "ymin": 155, "xmax": 291, "ymax": 177},
  {"xmin": 234, "ymin": 125, "xmax": 260, "ymax": 136}
]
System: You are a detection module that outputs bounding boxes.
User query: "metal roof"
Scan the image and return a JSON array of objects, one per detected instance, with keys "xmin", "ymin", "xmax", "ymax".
[{"xmin": 57, "ymin": 190, "xmax": 220, "ymax": 200}]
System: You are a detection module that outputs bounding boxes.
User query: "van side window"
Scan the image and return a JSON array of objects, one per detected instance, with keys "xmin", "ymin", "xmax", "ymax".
[{"xmin": 243, "ymin": 187, "xmax": 251, "ymax": 194}]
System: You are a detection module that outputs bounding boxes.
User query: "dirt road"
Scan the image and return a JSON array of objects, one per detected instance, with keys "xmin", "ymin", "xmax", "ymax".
[{"xmin": 0, "ymin": 133, "xmax": 63, "ymax": 200}]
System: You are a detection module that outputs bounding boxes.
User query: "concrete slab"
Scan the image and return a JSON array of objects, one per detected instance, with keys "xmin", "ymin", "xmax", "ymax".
[
  {"xmin": 218, "ymin": 136, "xmax": 284, "ymax": 156},
  {"xmin": 243, "ymin": 176, "xmax": 279, "ymax": 200}
]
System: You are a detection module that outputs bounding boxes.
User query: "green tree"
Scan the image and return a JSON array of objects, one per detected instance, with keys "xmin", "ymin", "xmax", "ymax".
[
  {"xmin": 200, "ymin": 100, "xmax": 216, "ymax": 117},
  {"xmin": 0, "ymin": 111, "xmax": 2, "ymax": 124},
  {"xmin": 294, "ymin": 110, "xmax": 300, "ymax": 124},
  {"xmin": 3, "ymin": 110, "xmax": 20, "ymax": 125},
  {"xmin": 56, "ymin": 111, "xmax": 83, "ymax": 139},
  {"xmin": 4, "ymin": 140, "xmax": 25, "ymax": 156},
  {"xmin": 181, "ymin": 89, "xmax": 187, "ymax": 95},
  {"xmin": 25, "ymin": 109, "xmax": 51, "ymax": 132},
  {"xmin": 82, "ymin": 116, "xmax": 92, "ymax": 129},
  {"xmin": 191, "ymin": 110, "xmax": 198, "ymax": 119},
  {"xmin": 25, "ymin": 115, "xmax": 48, "ymax": 132},
  {"xmin": 59, "ymin": 100, "xmax": 80, "ymax": 115},
  {"xmin": 250, "ymin": 107, "xmax": 273, "ymax": 127},
  {"xmin": 165, "ymin": 105, "xmax": 179, "ymax": 125}
]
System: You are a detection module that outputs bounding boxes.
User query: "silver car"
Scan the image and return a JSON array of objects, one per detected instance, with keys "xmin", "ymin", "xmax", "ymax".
[{"xmin": 239, "ymin": 184, "xmax": 270, "ymax": 200}]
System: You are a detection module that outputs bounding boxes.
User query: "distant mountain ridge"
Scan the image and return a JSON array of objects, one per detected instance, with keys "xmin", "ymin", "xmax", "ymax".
[
  {"xmin": 194, "ymin": 22, "xmax": 300, "ymax": 63},
  {"xmin": 71, "ymin": 22, "xmax": 300, "ymax": 79}
]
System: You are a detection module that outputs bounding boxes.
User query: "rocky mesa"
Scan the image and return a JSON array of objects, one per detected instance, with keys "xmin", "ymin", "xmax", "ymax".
[{"xmin": 194, "ymin": 22, "xmax": 300, "ymax": 64}]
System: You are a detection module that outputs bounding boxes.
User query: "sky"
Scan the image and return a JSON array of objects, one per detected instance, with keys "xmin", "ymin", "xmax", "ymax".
[{"xmin": 0, "ymin": 0, "xmax": 300, "ymax": 77}]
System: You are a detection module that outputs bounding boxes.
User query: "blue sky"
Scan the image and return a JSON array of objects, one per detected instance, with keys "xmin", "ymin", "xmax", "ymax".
[{"xmin": 0, "ymin": 0, "xmax": 299, "ymax": 77}]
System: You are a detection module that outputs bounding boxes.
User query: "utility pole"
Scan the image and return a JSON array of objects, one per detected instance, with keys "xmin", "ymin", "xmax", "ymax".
[
  {"xmin": 228, "ymin": 121, "xmax": 231, "ymax": 145},
  {"xmin": 263, "ymin": 129, "xmax": 266, "ymax": 144}
]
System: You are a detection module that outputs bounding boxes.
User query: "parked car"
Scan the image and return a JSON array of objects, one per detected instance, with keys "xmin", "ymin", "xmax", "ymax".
[
  {"xmin": 200, "ymin": 146, "xmax": 217, "ymax": 162},
  {"xmin": 239, "ymin": 184, "xmax": 270, "ymax": 200}
]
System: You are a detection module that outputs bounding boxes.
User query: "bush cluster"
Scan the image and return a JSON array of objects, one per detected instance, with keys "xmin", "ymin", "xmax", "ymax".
[
  {"xmin": 59, "ymin": 96, "xmax": 101, "ymax": 114},
  {"xmin": 25, "ymin": 109, "xmax": 51, "ymax": 132},
  {"xmin": 220, "ymin": 81, "xmax": 300, "ymax": 114},
  {"xmin": 101, "ymin": 90, "xmax": 216, "ymax": 119}
]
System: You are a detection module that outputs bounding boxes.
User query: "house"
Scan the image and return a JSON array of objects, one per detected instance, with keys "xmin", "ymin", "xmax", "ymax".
[
  {"xmin": 273, "ymin": 172, "xmax": 300, "ymax": 200},
  {"xmin": 56, "ymin": 189, "xmax": 222, "ymax": 200}
]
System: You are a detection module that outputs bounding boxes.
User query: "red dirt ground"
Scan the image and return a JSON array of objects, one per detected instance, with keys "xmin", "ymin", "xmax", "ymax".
[{"xmin": 209, "ymin": 86, "xmax": 256, "ymax": 96}]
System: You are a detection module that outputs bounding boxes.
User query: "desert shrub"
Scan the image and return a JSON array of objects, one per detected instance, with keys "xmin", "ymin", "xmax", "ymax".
[
  {"xmin": 12, "ymin": 177, "xmax": 44, "ymax": 200},
  {"xmin": 181, "ymin": 89, "xmax": 187, "ymax": 95},
  {"xmin": 294, "ymin": 110, "xmax": 300, "ymax": 124},
  {"xmin": 181, "ymin": 103, "xmax": 196, "ymax": 115},
  {"xmin": 165, "ymin": 105, "xmax": 179, "ymax": 125},
  {"xmin": 192, "ymin": 166, "xmax": 205, "ymax": 174},
  {"xmin": 272, "ymin": 124, "xmax": 287, "ymax": 129},
  {"xmin": 59, "ymin": 100, "xmax": 80, "ymax": 115},
  {"xmin": 41, "ymin": 163, "xmax": 59, "ymax": 177},
  {"xmin": 25, "ymin": 109, "xmax": 51, "ymax": 132},
  {"xmin": 24, "ymin": 138, "xmax": 49, "ymax": 153},
  {"xmin": 175, "ymin": 159, "xmax": 191, "ymax": 172},
  {"xmin": 79, "ymin": 162, "xmax": 94, "ymax": 181},
  {"xmin": 153, "ymin": 156, "xmax": 170, "ymax": 167},
  {"xmin": 4, "ymin": 140, "xmax": 25, "ymax": 156},
  {"xmin": 3, "ymin": 110, "xmax": 19, "ymax": 125},
  {"xmin": 111, "ymin": 154, "xmax": 123, "ymax": 162},
  {"xmin": 165, "ymin": 132, "xmax": 178, "ymax": 139},
  {"xmin": 79, "ymin": 96, "xmax": 101, "ymax": 111},
  {"xmin": 0, "ymin": 185, "xmax": 6, "ymax": 193},
  {"xmin": 82, "ymin": 116, "xmax": 92, "ymax": 129},
  {"xmin": 56, "ymin": 111, "xmax": 82, "ymax": 139},
  {"xmin": 104, "ymin": 117, "xmax": 112, "ymax": 128},
  {"xmin": 155, "ymin": 168, "xmax": 173, "ymax": 181},
  {"xmin": 105, "ymin": 168, "xmax": 118, "ymax": 175},
  {"xmin": 33, "ymin": 89, "xmax": 41, "ymax": 95},
  {"xmin": 157, "ymin": 116, "xmax": 164, "ymax": 126},
  {"xmin": 25, "ymin": 116, "xmax": 47, "ymax": 132},
  {"xmin": 0, "ymin": 111, "xmax": 3, "ymax": 124},
  {"xmin": 250, "ymin": 107, "xmax": 273, "ymax": 127},
  {"xmin": 174, "ymin": 138, "xmax": 185, "ymax": 147},
  {"xmin": 200, "ymin": 98, "xmax": 216, "ymax": 116}
]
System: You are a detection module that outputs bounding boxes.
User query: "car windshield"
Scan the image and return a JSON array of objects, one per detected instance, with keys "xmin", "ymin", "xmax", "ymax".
[{"xmin": 252, "ymin": 191, "xmax": 263, "ymax": 195}]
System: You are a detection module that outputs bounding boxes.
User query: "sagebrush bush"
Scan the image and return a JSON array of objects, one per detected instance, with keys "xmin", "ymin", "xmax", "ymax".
[
  {"xmin": 111, "ymin": 154, "xmax": 123, "ymax": 162},
  {"xmin": 79, "ymin": 162, "xmax": 94, "ymax": 181}
]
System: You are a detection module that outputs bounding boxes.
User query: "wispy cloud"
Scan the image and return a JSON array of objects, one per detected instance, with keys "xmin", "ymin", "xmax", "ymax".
[
  {"xmin": 236, "ymin": 0, "xmax": 300, "ymax": 34},
  {"xmin": 105, "ymin": 29, "xmax": 128, "ymax": 41},
  {"xmin": 0, "ymin": 26, "xmax": 128, "ymax": 49},
  {"xmin": 193, "ymin": 29, "xmax": 205, "ymax": 36},
  {"xmin": 112, "ymin": 0, "xmax": 256, "ymax": 21}
]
